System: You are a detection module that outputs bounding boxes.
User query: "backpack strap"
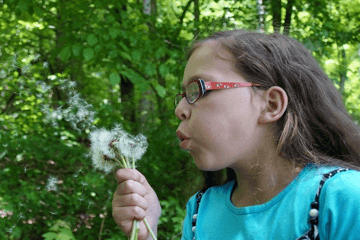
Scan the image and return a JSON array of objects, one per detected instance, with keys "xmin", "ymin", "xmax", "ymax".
[
  {"xmin": 295, "ymin": 167, "xmax": 350, "ymax": 240},
  {"xmin": 191, "ymin": 190, "xmax": 204, "ymax": 240}
]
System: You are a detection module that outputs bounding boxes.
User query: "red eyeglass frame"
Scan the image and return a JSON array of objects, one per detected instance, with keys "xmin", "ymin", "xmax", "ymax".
[{"xmin": 175, "ymin": 79, "xmax": 262, "ymax": 106}]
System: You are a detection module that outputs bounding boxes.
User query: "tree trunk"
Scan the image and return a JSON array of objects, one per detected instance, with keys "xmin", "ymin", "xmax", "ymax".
[
  {"xmin": 120, "ymin": 76, "xmax": 136, "ymax": 124},
  {"xmin": 270, "ymin": 0, "xmax": 282, "ymax": 33},
  {"xmin": 115, "ymin": 3, "xmax": 137, "ymax": 130},
  {"xmin": 283, "ymin": 0, "xmax": 295, "ymax": 35},
  {"xmin": 194, "ymin": 0, "xmax": 200, "ymax": 37},
  {"xmin": 339, "ymin": 47, "xmax": 347, "ymax": 95}
]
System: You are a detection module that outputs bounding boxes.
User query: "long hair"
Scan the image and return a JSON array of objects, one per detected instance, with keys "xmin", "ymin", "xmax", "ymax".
[{"xmin": 188, "ymin": 30, "xmax": 360, "ymax": 192}]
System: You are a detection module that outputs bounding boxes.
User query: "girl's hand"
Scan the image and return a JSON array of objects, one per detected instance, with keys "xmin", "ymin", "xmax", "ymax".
[{"xmin": 112, "ymin": 168, "xmax": 161, "ymax": 240}]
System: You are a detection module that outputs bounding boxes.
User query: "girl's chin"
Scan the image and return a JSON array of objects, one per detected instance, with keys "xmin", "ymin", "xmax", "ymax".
[{"xmin": 191, "ymin": 154, "xmax": 226, "ymax": 172}]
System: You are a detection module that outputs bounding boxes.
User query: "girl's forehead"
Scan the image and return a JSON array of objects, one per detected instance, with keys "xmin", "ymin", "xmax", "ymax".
[{"xmin": 183, "ymin": 42, "xmax": 235, "ymax": 84}]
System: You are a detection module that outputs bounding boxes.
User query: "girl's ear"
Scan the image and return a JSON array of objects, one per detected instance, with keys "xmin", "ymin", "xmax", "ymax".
[{"xmin": 258, "ymin": 86, "xmax": 288, "ymax": 125}]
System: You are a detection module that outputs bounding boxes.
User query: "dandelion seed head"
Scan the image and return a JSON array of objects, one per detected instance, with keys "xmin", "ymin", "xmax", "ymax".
[
  {"xmin": 116, "ymin": 133, "xmax": 148, "ymax": 161},
  {"xmin": 90, "ymin": 129, "xmax": 118, "ymax": 173}
]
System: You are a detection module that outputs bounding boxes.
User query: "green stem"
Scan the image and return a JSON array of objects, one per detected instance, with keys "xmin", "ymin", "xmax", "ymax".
[
  {"xmin": 144, "ymin": 218, "xmax": 157, "ymax": 240},
  {"xmin": 130, "ymin": 219, "xmax": 140, "ymax": 240},
  {"xmin": 121, "ymin": 155, "xmax": 130, "ymax": 169}
]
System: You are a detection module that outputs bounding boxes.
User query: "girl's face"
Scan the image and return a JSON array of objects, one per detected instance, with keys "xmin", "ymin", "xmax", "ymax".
[{"xmin": 175, "ymin": 41, "xmax": 269, "ymax": 171}]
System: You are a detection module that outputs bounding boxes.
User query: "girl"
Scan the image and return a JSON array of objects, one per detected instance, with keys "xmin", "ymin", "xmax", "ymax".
[{"xmin": 112, "ymin": 30, "xmax": 360, "ymax": 240}]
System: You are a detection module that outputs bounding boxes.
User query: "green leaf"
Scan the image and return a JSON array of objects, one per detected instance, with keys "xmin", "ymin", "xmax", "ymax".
[
  {"xmin": 109, "ymin": 72, "xmax": 120, "ymax": 85},
  {"xmin": 155, "ymin": 47, "xmax": 167, "ymax": 59},
  {"xmin": 87, "ymin": 34, "xmax": 98, "ymax": 46},
  {"xmin": 59, "ymin": 47, "xmax": 71, "ymax": 62},
  {"xmin": 42, "ymin": 232, "xmax": 57, "ymax": 240},
  {"xmin": 72, "ymin": 45, "xmax": 81, "ymax": 57},
  {"xmin": 119, "ymin": 52, "xmax": 132, "ymax": 61},
  {"xmin": 18, "ymin": 0, "xmax": 28, "ymax": 12},
  {"xmin": 109, "ymin": 28, "xmax": 118, "ymax": 39},
  {"xmin": 145, "ymin": 63, "xmax": 156, "ymax": 76},
  {"xmin": 83, "ymin": 48, "xmax": 94, "ymax": 61},
  {"xmin": 155, "ymin": 84, "xmax": 166, "ymax": 98},
  {"xmin": 103, "ymin": 34, "xmax": 110, "ymax": 41},
  {"xmin": 159, "ymin": 64, "xmax": 169, "ymax": 77},
  {"xmin": 107, "ymin": 15, "xmax": 115, "ymax": 22},
  {"xmin": 132, "ymin": 50, "xmax": 142, "ymax": 62}
]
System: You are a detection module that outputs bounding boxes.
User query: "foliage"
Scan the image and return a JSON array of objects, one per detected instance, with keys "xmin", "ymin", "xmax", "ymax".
[{"xmin": 0, "ymin": 0, "xmax": 359, "ymax": 239}]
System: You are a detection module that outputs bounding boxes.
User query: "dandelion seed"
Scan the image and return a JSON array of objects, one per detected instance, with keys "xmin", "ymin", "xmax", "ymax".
[
  {"xmin": 87, "ymin": 201, "xmax": 94, "ymax": 209},
  {"xmin": 68, "ymin": 81, "xmax": 77, "ymax": 88},
  {"xmin": 0, "ymin": 69, "xmax": 6, "ymax": 78},
  {"xmin": 22, "ymin": 65, "xmax": 30, "ymax": 74},
  {"xmin": 46, "ymin": 176, "xmax": 58, "ymax": 192},
  {"xmin": 34, "ymin": 54, "xmax": 40, "ymax": 61},
  {"xmin": 7, "ymin": 225, "xmax": 15, "ymax": 233},
  {"xmin": 0, "ymin": 150, "xmax": 7, "ymax": 159},
  {"xmin": 81, "ymin": 181, "xmax": 88, "ymax": 192},
  {"xmin": 78, "ymin": 198, "xmax": 84, "ymax": 206}
]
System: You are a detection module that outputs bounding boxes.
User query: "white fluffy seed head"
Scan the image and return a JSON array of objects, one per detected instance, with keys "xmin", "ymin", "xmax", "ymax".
[
  {"xmin": 90, "ymin": 128, "xmax": 118, "ymax": 173},
  {"xmin": 115, "ymin": 133, "xmax": 148, "ymax": 161}
]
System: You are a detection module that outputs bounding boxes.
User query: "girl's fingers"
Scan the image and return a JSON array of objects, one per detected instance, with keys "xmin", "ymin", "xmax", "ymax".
[
  {"xmin": 112, "ymin": 192, "xmax": 149, "ymax": 211},
  {"xmin": 115, "ymin": 179, "xmax": 147, "ymax": 197},
  {"xmin": 112, "ymin": 205, "xmax": 147, "ymax": 222},
  {"xmin": 115, "ymin": 169, "xmax": 146, "ymax": 185}
]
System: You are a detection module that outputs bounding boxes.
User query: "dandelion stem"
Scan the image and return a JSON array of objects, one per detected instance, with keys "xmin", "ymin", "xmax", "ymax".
[
  {"xmin": 121, "ymin": 155, "xmax": 130, "ymax": 169},
  {"xmin": 144, "ymin": 218, "xmax": 158, "ymax": 240}
]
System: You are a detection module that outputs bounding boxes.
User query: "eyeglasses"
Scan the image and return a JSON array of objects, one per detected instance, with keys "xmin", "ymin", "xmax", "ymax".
[{"xmin": 175, "ymin": 79, "xmax": 262, "ymax": 107}]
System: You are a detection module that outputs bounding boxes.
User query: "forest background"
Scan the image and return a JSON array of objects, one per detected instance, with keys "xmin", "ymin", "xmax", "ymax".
[{"xmin": 0, "ymin": 0, "xmax": 359, "ymax": 239}]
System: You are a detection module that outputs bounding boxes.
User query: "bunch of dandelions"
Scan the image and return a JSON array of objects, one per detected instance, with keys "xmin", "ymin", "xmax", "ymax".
[{"xmin": 89, "ymin": 125, "xmax": 157, "ymax": 240}]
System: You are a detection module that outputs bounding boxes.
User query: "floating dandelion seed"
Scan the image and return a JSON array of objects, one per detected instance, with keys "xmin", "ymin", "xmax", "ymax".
[
  {"xmin": 46, "ymin": 176, "xmax": 58, "ymax": 192},
  {"xmin": 78, "ymin": 197, "xmax": 84, "ymax": 206},
  {"xmin": 0, "ymin": 69, "xmax": 6, "ymax": 78}
]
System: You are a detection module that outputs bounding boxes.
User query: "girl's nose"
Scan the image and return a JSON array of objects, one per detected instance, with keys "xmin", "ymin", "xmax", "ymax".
[{"xmin": 175, "ymin": 98, "xmax": 190, "ymax": 120}]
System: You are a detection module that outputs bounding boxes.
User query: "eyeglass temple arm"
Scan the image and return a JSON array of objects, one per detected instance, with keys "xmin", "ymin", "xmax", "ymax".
[{"xmin": 204, "ymin": 82, "xmax": 261, "ymax": 90}]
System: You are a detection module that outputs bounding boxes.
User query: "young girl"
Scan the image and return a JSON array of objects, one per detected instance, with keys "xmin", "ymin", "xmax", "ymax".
[{"xmin": 112, "ymin": 30, "xmax": 360, "ymax": 240}]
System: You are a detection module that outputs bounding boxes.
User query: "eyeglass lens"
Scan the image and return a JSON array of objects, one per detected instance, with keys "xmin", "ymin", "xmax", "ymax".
[
  {"xmin": 175, "ymin": 81, "xmax": 201, "ymax": 107},
  {"xmin": 187, "ymin": 82, "xmax": 200, "ymax": 103}
]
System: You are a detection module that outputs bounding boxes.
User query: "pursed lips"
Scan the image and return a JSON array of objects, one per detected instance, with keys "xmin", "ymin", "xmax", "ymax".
[{"xmin": 176, "ymin": 130, "xmax": 191, "ymax": 150}]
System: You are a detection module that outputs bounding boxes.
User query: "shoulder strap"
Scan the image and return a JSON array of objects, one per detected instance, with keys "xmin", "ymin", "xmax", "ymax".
[
  {"xmin": 191, "ymin": 190, "xmax": 205, "ymax": 239},
  {"xmin": 296, "ymin": 167, "xmax": 350, "ymax": 240}
]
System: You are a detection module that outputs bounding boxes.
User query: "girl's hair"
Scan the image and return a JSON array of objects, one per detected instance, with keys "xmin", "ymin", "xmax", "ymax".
[{"xmin": 188, "ymin": 30, "xmax": 360, "ymax": 192}]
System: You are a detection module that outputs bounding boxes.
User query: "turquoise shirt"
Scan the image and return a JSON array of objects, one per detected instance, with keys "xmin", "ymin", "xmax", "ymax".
[{"xmin": 181, "ymin": 164, "xmax": 360, "ymax": 239}]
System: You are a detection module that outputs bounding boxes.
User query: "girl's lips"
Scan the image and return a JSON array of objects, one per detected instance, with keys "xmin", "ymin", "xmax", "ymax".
[
  {"xmin": 176, "ymin": 130, "xmax": 189, "ymax": 141},
  {"xmin": 179, "ymin": 138, "xmax": 190, "ymax": 150}
]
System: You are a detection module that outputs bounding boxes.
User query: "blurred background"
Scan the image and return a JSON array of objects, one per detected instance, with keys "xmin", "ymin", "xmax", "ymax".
[{"xmin": 0, "ymin": 0, "xmax": 359, "ymax": 239}]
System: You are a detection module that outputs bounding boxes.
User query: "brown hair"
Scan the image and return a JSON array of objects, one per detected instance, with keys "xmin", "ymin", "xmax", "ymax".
[{"xmin": 188, "ymin": 30, "xmax": 360, "ymax": 192}]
